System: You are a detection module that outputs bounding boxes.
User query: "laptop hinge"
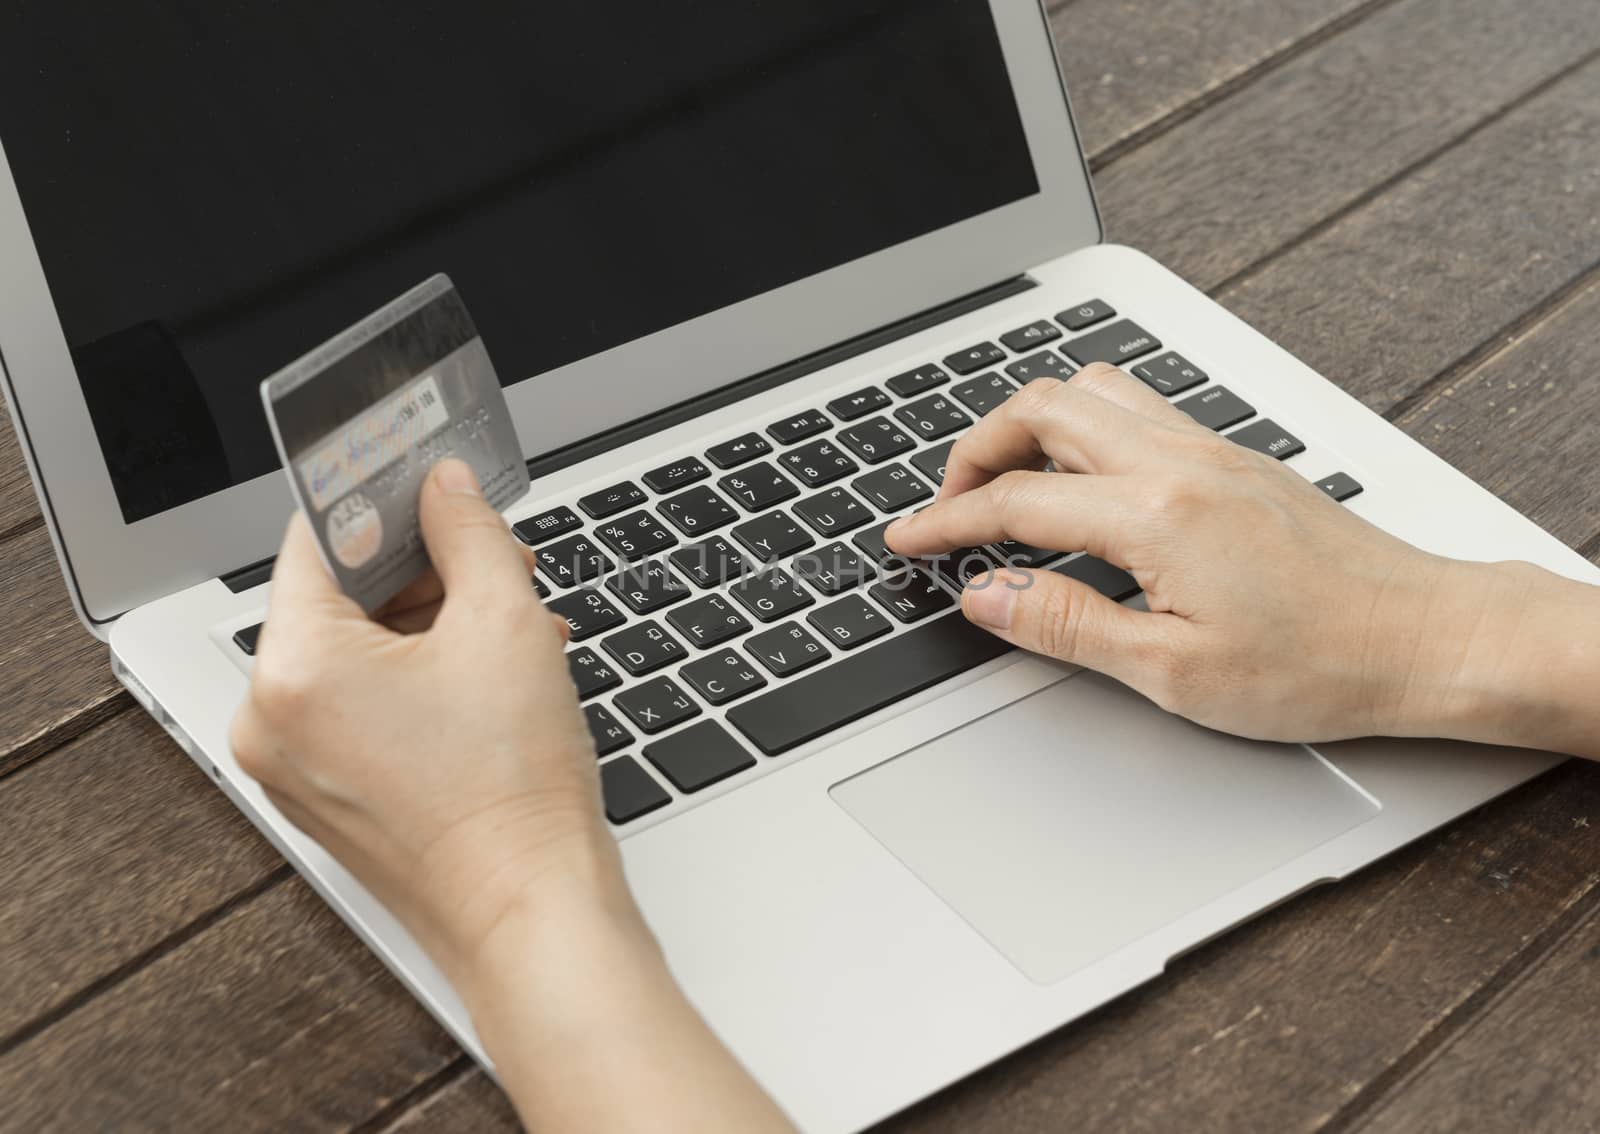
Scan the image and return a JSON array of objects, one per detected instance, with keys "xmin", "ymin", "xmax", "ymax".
[{"xmin": 221, "ymin": 272, "xmax": 1035, "ymax": 594}]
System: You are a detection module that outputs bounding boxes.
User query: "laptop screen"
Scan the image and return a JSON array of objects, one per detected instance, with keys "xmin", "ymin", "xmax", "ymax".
[{"xmin": 0, "ymin": 1, "xmax": 1037, "ymax": 524}]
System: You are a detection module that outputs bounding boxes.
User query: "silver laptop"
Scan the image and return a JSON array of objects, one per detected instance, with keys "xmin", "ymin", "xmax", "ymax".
[{"xmin": 1, "ymin": 2, "xmax": 1591, "ymax": 1129}]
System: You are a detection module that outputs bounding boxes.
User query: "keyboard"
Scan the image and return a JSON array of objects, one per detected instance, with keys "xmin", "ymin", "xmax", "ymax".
[{"xmin": 232, "ymin": 301, "xmax": 1365, "ymax": 828}]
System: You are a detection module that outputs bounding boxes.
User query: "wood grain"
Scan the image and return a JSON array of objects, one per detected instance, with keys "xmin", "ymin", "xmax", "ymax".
[
  {"xmin": 0, "ymin": 391, "xmax": 37, "ymax": 541},
  {"xmin": 378, "ymin": 1065, "xmax": 518, "ymax": 1133},
  {"xmin": 0, "ymin": 880, "xmax": 461, "ymax": 1132},
  {"xmin": 1216, "ymin": 55, "xmax": 1600, "ymax": 415},
  {"xmin": 1096, "ymin": 0, "xmax": 1600, "ymax": 294},
  {"xmin": 0, "ymin": 710, "xmax": 281, "ymax": 1044}
]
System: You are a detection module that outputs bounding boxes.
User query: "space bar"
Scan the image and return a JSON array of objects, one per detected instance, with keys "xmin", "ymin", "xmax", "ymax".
[{"xmin": 725, "ymin": 613, "xmax": 1013, "ymax": 756}]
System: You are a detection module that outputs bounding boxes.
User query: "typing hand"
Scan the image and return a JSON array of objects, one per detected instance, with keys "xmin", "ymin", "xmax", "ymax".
[
  {"xmin": 884, "ymin": 364, "xmax": 1522, "ymax": 743},
  {"xmin": 229, "ymin": 459, "xmax": 637, "ymax": 983}
]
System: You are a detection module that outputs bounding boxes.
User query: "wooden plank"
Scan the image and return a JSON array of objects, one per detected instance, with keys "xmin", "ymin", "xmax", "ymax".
[
  {"xmin": 872, "ymin": 763, "xmax": 1600, "ymax": 1133},
  {"xmin": 1396, "ymin": 279, "xmax": 1600, "ymax": 553},
  {"xmin": 1096, "ymin": 0, "xmax": 1600, "ymax": 293},
  {"xmin": 0, "ymin": 391, "xmax": 38, "ymax": 541},
  {"xmin": 0, "ymin": 880, "xmax": 461, "ymax": 1131},
  {"xmin": 0, "ymin": 710, "xmax": 281, "ymax": 1041},
  {"xmin": 379, "ymin": 1067, "xmax": 518, "ymax": 1134},
  {"xmin": 1051, "ymin": 0, "xmax": 1388, "ymax": 163},
  {"xmin": 1214, "ymin": 55, "xmax": 1600, "ymax": 414},
  {"xmin": 0, "ymin": 525, "xmax": 125, "ymax": 779},
  {"xmin": 1355, "ymin": 892, "xmax": 1600, "ymax": 1133}
]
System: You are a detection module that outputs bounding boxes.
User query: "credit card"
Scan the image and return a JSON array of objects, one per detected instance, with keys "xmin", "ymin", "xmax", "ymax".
[{"xmin": 260, "ymin": 274, "xmax": 529, "ymax": 612}]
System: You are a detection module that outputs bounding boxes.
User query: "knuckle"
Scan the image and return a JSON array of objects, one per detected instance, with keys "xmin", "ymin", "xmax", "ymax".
[
  {"xmin": 249, "ymin": 661, "xmax": 318, "ymax": 722},
  {"xmin": 1067, "ymin": 361, "xmax": 1126, "ymax": 396},
  {"xmin": 988, "ymin": 469, "xmax": 1041, "ymax": 519},
  {"xmin": 1012, "ymin": 376, "xmax": 1064, "ymax": 417},
  {"xmin": 228, "ymin": 714, "xmax": 272, "ymax": 782},
  {"xmin": 1145, "ymin": 476, "xmax": 1201, "ymax": 524},
  {"xmin": 1033, "ymin": 582, "xmax": 1082, "ymax": 660}
]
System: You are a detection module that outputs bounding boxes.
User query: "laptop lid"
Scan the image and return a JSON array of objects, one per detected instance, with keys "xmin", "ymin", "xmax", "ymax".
[{"xmin": 0, "ymin": 0, "xmax": 1098, "ymax": 627}]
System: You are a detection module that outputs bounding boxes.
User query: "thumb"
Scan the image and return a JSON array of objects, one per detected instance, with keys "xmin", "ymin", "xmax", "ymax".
[
  {"xmin": 417, "ymin": 459, "xmax": 530, "ymax": 604},
  {"xmin": 961, "ymin": 566, "xmax": 1172, "ymax": 681}
]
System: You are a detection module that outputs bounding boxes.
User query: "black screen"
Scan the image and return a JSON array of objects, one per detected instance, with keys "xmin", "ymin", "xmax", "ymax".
[{"xmin": 0, "ymin": 1, "xmax": 1037, "ymax": 522}]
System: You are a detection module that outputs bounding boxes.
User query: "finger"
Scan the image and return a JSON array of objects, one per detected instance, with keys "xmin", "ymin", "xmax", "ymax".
[
  {"xmin": 960, "ymin": 567, "xmax": 1181, "ymax": 685},
  {"xmin": 1067, "ymin": 362, "xmax": 1195, "ymax": 428},
  {"xmin": 417, "ymin": 460, "xmax": 536, "ymax": 608},
  {"xmin": 262, "ymin": 512, "xmax": 363, "ymax": 645},
  {"xmin": 552, "ymin": 611, "xmax": 572, "ymax": 643},
  {"xmin": 940, "ymin": 379, "xmax": 1166, "ymax": 499},
  {"xmin": 886, "ymin": 470, "xmax": 1133, "ymax": 563}
]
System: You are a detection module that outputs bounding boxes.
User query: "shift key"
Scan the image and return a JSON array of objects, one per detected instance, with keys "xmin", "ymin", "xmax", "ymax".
[{"xmin": 1061, "ymin": 319, "xmax": 1162, "ymax": 367}]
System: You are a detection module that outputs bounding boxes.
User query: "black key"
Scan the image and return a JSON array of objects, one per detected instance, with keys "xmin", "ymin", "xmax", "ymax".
[
  {"xmin": 614, "ymin": 676, "xmax": 701, "ymax": 734},
  {"xmin": 669, "ymin": 534, "xmax": 749, "ymax": 588},
  {"xmin": 1052, "ymin": 555, "xmax": 1141, "ymax": 601},
  {"xmin": 594, "ymin": 510, "xmax": 677, "ymax": 562},
  {"xmin": 1175, "ymin": 385, "xmax": 1256, "ymax": 431},
  {"xmin": 717, "ymin": 462, "xmax": 800, "ymax": 512},
  {"xmin": 990, "ymin": 538, "xmax": 1062, "ymax": 569},
  {"xmin": 929, "ymin": 546, "xmax": 1000, "ymax": 588},
  {"xmin": 869, "ymin": 569, "xmax": 955, "ymax": 623},
  {"xmin": 585, "ymin": 704, "xmax": 634, "ymax": 757},
  {"xmin": 1228, "ymin": 418, "xmax": 1306, "ymax": 461},
  {"xmin": 836, "ymin": 416, "xmax": 916, "ymax": 465},
  {"xmin": 827, "ymin": 386, "xmax": 891, "ymax": 421},
  {"xmin": 1315, "ymin": 472, "xmax": 1364, "ymax": 502},
  {"xmin": 600, "ymin": 756, "xmax": 670, "ymax": 824},
  {"xmin": 547, "ymin": 589, "xmax": 627, "ymax": 641},
  {"xmin": 852, "ymin": 463, "xmax": 933, "ymax": 513},
  {"xmin": 606, "ymin": 560, "xmax": 691, "ymax": 614},
  {"xmin": 233, "ymin": 624, "xmax": 262, "ymax": 656},
  {"xmin": 706, "ymin": 432, "xmax": 772, "ymax": 469},
  {"xmin": 885, "ymin": 364, "xmax": 949, "ymax": 398},
  {"xmin": 1061, "ymin": 319, "xmax": 1161, "ymax": 367},
  {"xmin": 1000, "ymin": 319, "xmax": 1063, "ymax": 353},
  {"xmin": 793, "ymin": 541, "xmax": 878, "ymax": 596},
  {"xmin": 537, "ymin": 535, "xmax": 613, "ymax": 588},
  {"xmin": 642, "ymin": 456, "xmax": 709, "ymax": 494},
  {"xmin": 513, "ymin": 505, "xmax": 581, "ymax": 546},
  {"xmin": 567, "ymin": 646, "xmax": 622, "ymax": 699},
  {"xmin": 852, "ymin": 519, "xmax": 914, "ymax": 569},
  {"xmin": 793, "ymin": 487, "xmax": 873, "ymax": 537},
  {"xmin": 602, "ymin": 620, "xmax": 689, "ymax": 676},
  {"xmin": 679, "ymin": 650, "xmax": 768, "ymax": 706},
  {"xmin": 943, "ymin": 342, "xmax": 1006, "ymax": 375},
  {"xmin": 1056, "ymin": 299, "xmax": 1116, "ymax": 331},
  {"xmin": 745, "ymin": 622, "xmax": 831, "ymax": 677},
  {"xmin": 726, "ymin": 613, "xmax": 1012, "ymax": 755},
  {"xmin": 895, "ymin": 394, "xmax": 970, "ymax": 441},
  {"xmin": 667, "ymin": 592, "xmax": 751, "ymax": 648},
  {"xmin": 1005, "ymin": 350, "xmax": 1076, "ymax": 384},
  {"xmin": 657, "ymin": 484, "xmax": 738, "ymax": 535},
  {"xmin": 807, "ymin": 594, "xmax": 893, "ymax": 651},
  {"xmin": 578, "ymin": 480, "xmax": 647, "ymax": 519},
  {"xmin": 910, "ymin": 440, "xmax": 957, "ymax": 485},
  {"xmin": 729, "ymin": 568, "xmax": 814, "ymax": 622},
  {"xmin": 777, "ymin": 438, "xmax": 859, "ymax": 488},
  {"xmin": 951, "ymin": 372, "xmax": 1018, "ymax": 417},
  {"xmin": 767, "ymin": 408, "xmax": 832, "ymax": 445},
  {"xmin": 732, "ymin": 510, "xmax": 814, "ymax": 562},
  {"xmin": 644, "ymin": 720, "xmax": 757, "ymax": 792},
  {"xmin": 1131, "ymin": 352, "xmax": 1208, "ymax": 396}
]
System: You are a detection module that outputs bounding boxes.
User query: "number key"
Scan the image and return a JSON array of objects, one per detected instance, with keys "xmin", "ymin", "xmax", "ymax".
[
  {"xmin": 836, "ymin": 416, "xmax": 915, "ymax": 465},
  {"xmin": 594, "ymin": 510, "xmax": 677, "ymax": 561},
  {"xmin": 536, "ymin": 535, "xmax": 613, "ymax": 588},
  {"xmin": 778, "ymin": 438, "xmax": 858, "ymax": 487},
  {"xmin": 657, "ymin": 484, "xmax": 738, "ymax": 534},
  {"xmin": 894, "ymin": 394, "xmax": 970, "ymax": 441},
  {"xmin": 717, "ymin": 462, "xmax": 800, "ymax": 512}
]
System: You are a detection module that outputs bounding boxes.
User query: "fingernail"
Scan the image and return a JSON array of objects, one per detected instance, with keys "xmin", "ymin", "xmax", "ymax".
[
  {"xmin": 432, "ymin": 458, "xmax": 481, "ymax": 497},
  {"xmin": 963, "ymin": 571, "xmax": 1019, "ymax": 630}
]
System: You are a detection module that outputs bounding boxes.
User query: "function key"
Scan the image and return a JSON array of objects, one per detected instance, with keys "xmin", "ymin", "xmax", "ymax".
[
  {"xmin": 644, "ymin": 720, "xmax": 757, "ymax": 792},
  {"xmin": 1315, "ymin": 472, "xmax": 1364, "ymax": 502},
  {"xmin": 594, "ymin": 510, "xmax": 677, "ymax": 562},
  {"xmin": 567, "ymin": 646, "xmax": 622, "ymax": 700},
  {"xmin": 951, "ymin": 373, "xmax": 1018, "ymax": 417},
  {"xmin": 1000, "ymin": 320, "xmax": 1063, "ymax": 353},
  {"xmin": 1056, "ymin": 299, "xmax": 1116, "ymax": 331},
  {"xmin": 1227, "ymin": 418, "xmax": 1305, "ymax": 461},
  {"xmin": 837, "ymin": 416, "xmax": 916, "ymax": 465},
  {"xmin": 602, "ymin": 619, "xmax": 689, "ymax": 676},
  {"xmin": 729, "ymin": 568, "xmax": 814, "ymax": 623},
  {"xmin": 657, "ymin": 484, "xmax": 738, "ymax": 535},
  {"xmin": 852, "ymin": 463, "xmax": 933, "ymax": 513},
  {"xmin": 706, "ymin": 432, "xmax": 773, "ymax": 469},
  {"xmin": 718, "ymin": 462, "xmax": 800, "ymax": 512},
  {"xmin": 513, "ymin": 505, "xmax": 582, "ymax": 546},
  {"xmin": 1131, "ymin": 352, "xmax": 1208, "ymax": 396},
  {"xmin": 767, "ymin": 409, "xmax": 833, "ymax": 445},
  {"xmin": 233, "ymin": 623, "xmax": 263, "ymax": 656},
  {"xmin": 642, "ymin": 456, "xmax": 709, "ymax": 494},
  {"xmin": 1060, "ymin": 319, "xmax": 1161, "ymax": 367},
  {"xmin": 679, "ymin": 650, "xmax": 768, "ymax": 707},
  {"xmin": 910, "ymin": 440, "xmax": 956, "ymax": 486},
  {"xmin": 885, "ymin": 364, "xmax": 949, "ymax": 399},
  {"xmin": 745, "ymin": 622, "xmax": 831, "ymax": 678},
  {"xmin": 578, "ymin": 481, "xmax": 647, "ymax": 520},
  {"xmin": 1175, "ymin": 385, "xmax": 1256, "ymax": 431},
  {"xmin": 546, "ymin": 589, "xmax": 627, "ymax": 641},
  {"xmin": 732, "ymin": 511, "xmax": 814, "ymax": 563},
  {"xmin": 600, "ymin": 756, "xmax": 670, "ymax": 825},
  {"xmin": 1006, "ymin": 350, "xmax": 1076, "ymax": 384},
  {"xmin": 778, "ymin": 438, "xmax": 859, "ymax": 488},
  {"xmin": 614, "ymin": 676, "xmax": 701, "ymax": 734},
  {"xmin": 585, "ymin": 704, "xmax": 634, "ymax": 758},
  {"xmin": 943, "ymin": 342, "xmax": 1006, "ymax": 376},
  {"xmin": 894, "ymin": 393, "xmax": 971, "ymax": 441},
  {"xmin": 793, "ymin": 487, "xmax": 873, "ymax": 538},
  {"xmin": 536, "ymin": 535, "xmax": 614, "ymax": 587},
  {"xmin": 826, "ymin": 386, "xmax": 891, "ymax": 422}
]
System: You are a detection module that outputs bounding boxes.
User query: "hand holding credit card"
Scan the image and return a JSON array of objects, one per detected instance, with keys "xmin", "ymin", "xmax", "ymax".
[{"xmin": 261, "ymin": 275, "xmax": 530, "ymax": 611}]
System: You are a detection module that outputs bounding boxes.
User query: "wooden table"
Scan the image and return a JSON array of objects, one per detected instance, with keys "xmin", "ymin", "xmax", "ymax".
[{"xmin": 4, "ymin": 2, "xmax": 1600, "ymax": 1129}]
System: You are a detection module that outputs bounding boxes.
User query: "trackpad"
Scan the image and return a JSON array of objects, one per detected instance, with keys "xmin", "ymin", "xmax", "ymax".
[{"xmin": 830, "ymin": 672, "xmax": 1379, "ymax": 985}]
